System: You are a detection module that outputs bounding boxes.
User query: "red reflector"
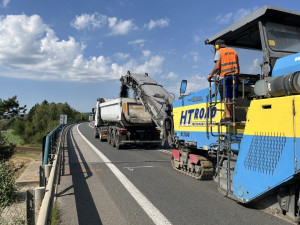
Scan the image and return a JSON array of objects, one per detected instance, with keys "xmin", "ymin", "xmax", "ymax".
[
  {"xmin": 155, "ymin": 130, "xmax": 161, "ymax": 134},
  {"xmin": 119, "ymin": 129, "xmax": 126, "ymax": 134}
]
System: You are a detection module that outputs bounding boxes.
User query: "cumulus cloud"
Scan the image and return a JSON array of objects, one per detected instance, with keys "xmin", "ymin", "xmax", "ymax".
[
  {"xmin": 71, "ymin": 13, "xmax": 107, "ymax": 30},
  {"xmin": 190, "ymin": 51, "xmax": 199, "ymax": 62},
  {"xmin": 161, "ymin": 72, "xmax": 178, "ymax": 80},
  {"xmin": 108, "ymin": 17, "xmax": 137, "ymax": 35},
  {"xmin": 216, "ymin": 7, "xmax": 258, "ymax": 24},
  {"xmin": 216, "ymin": 12, "xmax": 233, "ymax": 24},
  {"xmin": 114, "ymin": 52, "xmax": 130, "ymax": 60},
  {"xmin": 248, "ymin": 58, "xmax": 260, "ymax": 74},
  {"xmin": 71, "ymin": 13, "xmax": 137, "ymax": 35},
  {"xmin": 142, "ymin": 50, "xmax": 151, "ymax": 57},
  {"xmin": 144, "ymin": 18, "xmax": 169, "ymax": 30},
  {"xmin": 193, "ymin": 34, "xmax": 200, "ymax": 43},
  {"xmin": 134, "ymin": 55, "xmax": 164, "ymax": 75},
  {"xmin": 128, "ymin": 39, "xmax": 146, "ymax": 47},
  {"xmin": 0, "ymin": 14, "xmax": 164, "ymax": 82},
  {"xmin": 2, "ymin": 0, "xmax": 10, "ymax": 7},
  {"xmin": 185, "ymin": 75, "xmax": 208, "ymax": 93}
]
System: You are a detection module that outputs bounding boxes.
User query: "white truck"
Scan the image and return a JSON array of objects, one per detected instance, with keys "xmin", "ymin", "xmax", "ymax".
[{"xmin": 92, "ymin": 97, "xmax": 161, "ymax": 149}]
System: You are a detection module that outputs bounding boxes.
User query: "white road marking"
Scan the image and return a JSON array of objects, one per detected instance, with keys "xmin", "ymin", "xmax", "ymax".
[
  {"xmin": 76, "ymin": 124, "xmax": 172, "ymax": 225},
  {"xmin": 158, "ymin": 150, "xmax": 172, "ymax": 155},
  {"xmin": 88, "ymin": 123, "xmax": 93, "ymax": 128},
  {"xmin": 124, "ymin": 166, "xmax": 154, "ymax": 171}
]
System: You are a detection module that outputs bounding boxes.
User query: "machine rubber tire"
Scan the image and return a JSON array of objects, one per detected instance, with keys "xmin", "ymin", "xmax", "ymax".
[
  {"xmin": 115, "ymin": 131, "xmax": 122, "ymax": 149},
  {"xmin": 111, "ymin": 129, "xmax": 116, "ymax": 147}
]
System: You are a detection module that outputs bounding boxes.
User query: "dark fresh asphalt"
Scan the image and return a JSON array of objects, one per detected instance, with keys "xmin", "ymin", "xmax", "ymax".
[{"xmin": 56, "ymin": 123, "xmax": 291, "ymax": 225}]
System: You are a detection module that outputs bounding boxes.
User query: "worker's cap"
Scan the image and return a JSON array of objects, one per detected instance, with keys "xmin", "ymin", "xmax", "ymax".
[{"xmin": 215, "ymin": 39, "xmax": 226, "ymax": 47}]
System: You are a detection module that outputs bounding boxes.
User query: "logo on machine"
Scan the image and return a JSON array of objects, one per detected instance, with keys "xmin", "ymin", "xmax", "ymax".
[
  {"xmin": 295, "ymin": 56, "xmax": 300, "ymax": 62},
  {"xmin": 180, "ymin": 107, "xmax": 217, "ymax": 126}
]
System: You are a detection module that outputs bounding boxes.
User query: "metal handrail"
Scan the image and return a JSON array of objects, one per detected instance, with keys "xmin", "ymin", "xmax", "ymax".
[
  {"xmin": 42, "ymin": 124, "xmax": 63, "ymax": 165},
  {"xmin": 36, "ymin": 124, "xmax": 70, "ymax": 225}
]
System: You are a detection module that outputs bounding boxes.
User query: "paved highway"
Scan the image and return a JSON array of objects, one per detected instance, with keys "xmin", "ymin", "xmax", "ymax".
[{"xmin": 56, "ymin": 123, "xmax": 291, "ymax": 225}]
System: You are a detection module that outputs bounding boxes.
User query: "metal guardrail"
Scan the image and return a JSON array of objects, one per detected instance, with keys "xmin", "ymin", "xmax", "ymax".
[
  {"xmin": 42, "ymin": 124, "xmax": 63, "ymax": 166},
  {"xmin": 36, "ymin": 124, "xmax": 70, "ymax": 225},
  {"xmin": 26, "ymin": 124, "xmax": 71, "ymax": 225}
]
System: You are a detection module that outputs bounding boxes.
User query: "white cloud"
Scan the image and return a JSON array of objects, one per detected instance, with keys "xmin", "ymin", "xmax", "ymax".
[
  {"xmin": 128, "ymin": 39, "xmax": 146, "ymax": 47},
  {"xmin": 0, "ymin": 14, "xmax": 164, "ymax": 82},
  {"xmin": 248, "ymin": 58, "xmax": 260, "ymax": 74},
  {"xmin": 2, "ymin": 0, "xmax": 10, "ymax": 7},
  {"xmin": 193, "ymin": 34, "xmax": 200, "ymax": 43},
  {"xmin": 144, "ymin": 18, "xmax": 169, "ymax": 30},
  {"xmin": 185, "ymin": 75, "xmax": 208, "ymax": 93},
  {"xmin": 108, "ymin": 17, "xmax": 137, "ymax": 35},
  {"xmin": 161, "ymin": 72, "xmax": 178, "ymax": 80},
  {"xmin": 71, "ymin": 13, "xmax": 137, "ymax": 35},
  {"xmin": 114, "ymin": 52, "xmax": 130, "ymax": 60},
  {"xmin": 190, "ymin": 51, "xmax": 199, "ymax": 62},
  {"xmin": 216, "ymin": 12, "xmax": 233, "ymax": 24},
  {"xmin": 234, "ymin": 7, "xmax": 258, "ymax": 21},
  {"xmin": 142, "ymin": 50, "xmax": 151, "ymax": 57},
  {"xmin": 71, "ymin": 13, "xmax": 107, "ymax": 30},
  {"xmin": 134, "ymin": 55, "xmax": 165, "ymax": 75},
  {"xmin": 216, "ymin": 7, "xmax": 258, "ymax": 24}
]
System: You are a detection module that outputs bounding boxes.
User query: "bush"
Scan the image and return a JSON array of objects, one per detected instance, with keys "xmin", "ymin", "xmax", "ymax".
[
  {"xmin": 0, "ymin": 118, "xmax": 15, "ymax": 130},
  {"xmin": 0, "ymin": 162, "xmax": 16, "ymax": 208},
  {"xmin": 13, "ymin": 101, "xmax": 80, "ymax": 145},
  {"xmin": 0, "ymin": 131, "xmax": 15, "ymax": 161}
]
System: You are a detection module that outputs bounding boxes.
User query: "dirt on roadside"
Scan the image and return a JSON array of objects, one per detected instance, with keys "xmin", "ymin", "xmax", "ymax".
[{"xmin": 0, "ymin": 147, "xmax": 42, "ymax": 225}]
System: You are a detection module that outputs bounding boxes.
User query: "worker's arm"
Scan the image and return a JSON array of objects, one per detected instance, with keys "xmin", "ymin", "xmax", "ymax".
[{"xmin": 207, "ymin": 60, "xmax": 221, "ymax": 81}]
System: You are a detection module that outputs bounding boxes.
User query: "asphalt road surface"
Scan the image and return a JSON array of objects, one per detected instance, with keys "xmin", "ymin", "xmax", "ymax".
[{"xmin": 56, "ymin": 123, "xmax": 291, "ymax": 225}]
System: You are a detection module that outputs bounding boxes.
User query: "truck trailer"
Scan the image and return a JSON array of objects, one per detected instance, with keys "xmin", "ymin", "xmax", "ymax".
[{"xmin": 92, "ymin": 97, "xmax": 161, "ymax": 149}]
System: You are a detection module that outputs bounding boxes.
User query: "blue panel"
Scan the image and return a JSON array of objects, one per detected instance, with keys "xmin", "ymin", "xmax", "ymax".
[
  {"xmin": 233, "ymin": 133, "xmax": 296, "ymax": 202},
  {"xmin": 173, "ymin": 84, "xmax": 220, "ymax": 108},
  {"xmin": 272, "ymin": 52, "xmax": 300, "ymax": 77}
]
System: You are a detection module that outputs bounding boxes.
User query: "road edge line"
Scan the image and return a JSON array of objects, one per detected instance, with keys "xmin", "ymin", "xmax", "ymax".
[{"xmin": 76, "ymin": 124, "xmax": 172, "ymax": 225}]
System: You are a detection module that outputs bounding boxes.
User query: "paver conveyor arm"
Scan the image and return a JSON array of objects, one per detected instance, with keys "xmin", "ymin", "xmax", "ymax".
[{"xmin": 120, "ymin": 71, "xmax": 175, "ymax": 146}]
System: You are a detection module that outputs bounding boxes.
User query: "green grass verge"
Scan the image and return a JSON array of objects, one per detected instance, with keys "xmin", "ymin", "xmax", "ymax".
[
  {"xmin": 2, "ymin": 129, "xmax": 23, "ymax": 145},
  {"xmin": 2, "ymin": 129, "xmax": 42, "ymax": 148},
  {"xmin": 51, "ymin": 200, "xmax": 60, "ymax": 225}
]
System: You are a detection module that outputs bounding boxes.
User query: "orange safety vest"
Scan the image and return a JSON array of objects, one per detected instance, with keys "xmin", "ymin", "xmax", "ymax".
[{"xmin": 218, "ymin": 47, "xmax": 239, "ymax": 77}]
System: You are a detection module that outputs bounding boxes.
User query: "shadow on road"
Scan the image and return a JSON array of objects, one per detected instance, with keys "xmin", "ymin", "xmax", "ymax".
[{"xmin": 57, "ymin": 128, "xmax": 103, "ymax": 225}]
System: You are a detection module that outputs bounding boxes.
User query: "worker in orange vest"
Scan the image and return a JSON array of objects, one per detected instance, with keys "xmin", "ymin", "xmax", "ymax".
[{"xmin": 207, "ymin": 39, "xmax": 239, "ymax": 123}]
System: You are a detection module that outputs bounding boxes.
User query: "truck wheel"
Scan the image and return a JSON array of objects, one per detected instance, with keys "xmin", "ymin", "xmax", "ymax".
[
  {"xmin": 115, "ymin": 131, "xmax": 122, "ymax": 149},
  {"xmin": 94, "ymin": 128, "xmax": 99, "ymax": 138},
  {"xmin": 107, "ymin": 129, "xmax": 111, "ymax": 144},
  {"xmin": 111, "ymin": 129, "xmax": 116, "ymax": 147},
  {"xmin": 99, "ymin": 132, "xmax": 104, "ymax": 142}
]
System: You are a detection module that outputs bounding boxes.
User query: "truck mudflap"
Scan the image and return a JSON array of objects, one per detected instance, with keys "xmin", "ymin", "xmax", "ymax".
[{"xmin": 171, "ymin": 149, "xmax": 214, "ymax": 180}]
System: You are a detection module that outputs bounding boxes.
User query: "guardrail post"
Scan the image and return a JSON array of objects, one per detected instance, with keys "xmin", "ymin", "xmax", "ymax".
[
  {"xmin": 34, "ymin": 187, "xmax": 45, "ymax": 224},
  {"xmin": 26, "ymin": 189, "xmax": 35, "ymax": 225},
  {"xmin": 39, "ymin": 166, "xmax": 46, "ymax": 187},
  {"xmin": 45, "ymin": 164, "xmax": 52, "ymax": 179}
]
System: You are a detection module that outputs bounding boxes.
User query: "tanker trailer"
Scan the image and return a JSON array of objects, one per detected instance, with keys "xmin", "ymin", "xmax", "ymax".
[{"xmin": 93, "ymin": 97, "xmax": 161, "ymax": 149}]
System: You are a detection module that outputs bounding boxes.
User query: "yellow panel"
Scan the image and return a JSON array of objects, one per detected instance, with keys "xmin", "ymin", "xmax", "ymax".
[
  {"xmin": 173, "ymin": 102, "xmax": 225, "ymax": 132},
  {"xmin": 268, "ymin": 40, "xmax": 276, "ymax": 46},
  {"xmin": 244, "ymin": 96, "xmax": 297, "ymax": 137}
]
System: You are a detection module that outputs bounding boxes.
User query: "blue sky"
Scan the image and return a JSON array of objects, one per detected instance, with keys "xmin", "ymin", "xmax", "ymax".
[{"xmin": 0, "ymin": 0, "xmax": 299, "ymax": 112}]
